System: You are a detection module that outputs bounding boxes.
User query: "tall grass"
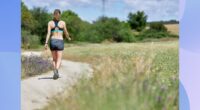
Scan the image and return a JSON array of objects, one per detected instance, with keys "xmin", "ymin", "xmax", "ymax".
[{"xmin": 43, "ymin": 41, "xmax": 178, "ymax": 110}]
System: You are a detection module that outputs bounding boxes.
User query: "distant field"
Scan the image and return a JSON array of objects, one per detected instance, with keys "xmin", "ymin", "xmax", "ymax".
[
  {"xmin": 43, "ymin": 41, "xmax": 179, "ymax": 110},
  {"xmin": 165, "ymin": 24, "xmax": 179, "ymax": 35}
]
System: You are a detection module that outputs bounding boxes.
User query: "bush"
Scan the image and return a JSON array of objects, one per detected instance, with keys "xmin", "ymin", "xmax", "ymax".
[
  {"xmin": 149, "ymin": 22, "xmax": 167, "ymax": 32},
  {"xmin": 76, "ymin": 17, "xmax": 135, "ymax": 43},
  {"xmin": 119, "ymin": 26, "xmax": 136, "ymax": 42},
  {"xmin": 21, "ymin": 55, "xmax": 53, "ymax": 78},
  {"xmin": 136, "ymin": 29, "xmax": 178, "ymax": 41},
  {"xmin": 83, "ymin": 17, "xmax": 135, "ymax": 43},
  {"xmin": 136, "ymin": 22, "xmax": 178, "ymax": 41},
  {"xmin": 22, "ymin": 30, "xmax": 40, "ymax": 49}
]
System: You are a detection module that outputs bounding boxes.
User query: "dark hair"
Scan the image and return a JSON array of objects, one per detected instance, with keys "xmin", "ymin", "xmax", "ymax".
[{"xmin": 54, "ymin": 9, "xmax": 61, "ymax": 14}]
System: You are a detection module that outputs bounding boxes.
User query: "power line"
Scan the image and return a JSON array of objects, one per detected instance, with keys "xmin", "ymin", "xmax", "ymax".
[{"xmin": 102, "ymin": 0, "xmax": 106, "ymax": 16}]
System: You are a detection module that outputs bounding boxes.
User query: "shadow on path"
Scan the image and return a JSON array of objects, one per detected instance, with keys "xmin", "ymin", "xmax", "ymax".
[
  {"xmin": 38, "ymin": 76, "xmax": 62, "ymax": 80},
  {"xmin": 38, "ymin": 77, "xmax": 53, "ymax": 80}
]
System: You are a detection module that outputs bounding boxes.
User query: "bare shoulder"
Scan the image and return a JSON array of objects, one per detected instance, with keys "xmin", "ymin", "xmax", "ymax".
[
  {"xmin": 60, "ymin": 20, "xmax": 66, "ymax": 24},
  {"xmin": 48, "ymin": 21, "xmax": 53, "ymax": 25}
]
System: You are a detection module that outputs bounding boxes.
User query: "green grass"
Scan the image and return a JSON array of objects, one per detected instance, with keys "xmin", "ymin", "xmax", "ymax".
[{"xmin": 43, "ymin": 41, "xmax": 178, "ymax": 110}]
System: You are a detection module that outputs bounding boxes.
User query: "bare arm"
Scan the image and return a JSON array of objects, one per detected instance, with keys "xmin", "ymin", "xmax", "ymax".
[
  {"xmin": 44, "ymin": 22, "xmax": 51, "ymax": 49},
  {"xmin": 45, "ymin": 22, "xmax": 51, "ymax": 44},
  {"xmin": 63, "ymin": 22, "xmax": 71, "ymax": 40}
]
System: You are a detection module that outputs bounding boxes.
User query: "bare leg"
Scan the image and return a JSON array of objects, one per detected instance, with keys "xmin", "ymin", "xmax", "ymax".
[
  {"xmin": 56, "ymin": 50, "xmax": 63, "ymax": 70},
  {"xmin": 51, "ymin": 51, "xmax": 57, "ymax": 70},
  {"xmin": 52, "ymin": 50, "xmax": 60, "ymax": 79}
]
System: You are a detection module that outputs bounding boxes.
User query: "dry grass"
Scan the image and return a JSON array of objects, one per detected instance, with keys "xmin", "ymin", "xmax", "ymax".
[
  {"xmin": 165, "ymin": 24, "xmax": 179, "ymax": 35},
  {"xmin": 43, "ymin": 41, "xmax": 178, "ymax": 110}
]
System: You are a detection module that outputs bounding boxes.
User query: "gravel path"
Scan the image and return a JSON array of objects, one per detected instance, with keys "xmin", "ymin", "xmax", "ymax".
[{"xmin": 21, "ymin": 52, "xmax": 93, "ymax": 110}]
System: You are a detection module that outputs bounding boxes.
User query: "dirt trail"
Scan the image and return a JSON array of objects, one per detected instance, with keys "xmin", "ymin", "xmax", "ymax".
[{"xmin": 21, "ymin": 52, "xmax": 93, "ymax": 110}]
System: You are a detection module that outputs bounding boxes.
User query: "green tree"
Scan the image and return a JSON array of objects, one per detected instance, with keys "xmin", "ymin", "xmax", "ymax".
[
  {"xmin": 88, "ymin": 16, "xmax": 135, "ymax": 42},
  {"xmin": 21, "ymin": 2, "xmax": 35, "ymax": 31},
  {"xmin": 128, "ymin": 11, "xmax": 148, "ymax": 31},
  {"xmin": 30, "ymin": 7, "xmax": 51, "ymax": 44},
  {"xmin": 61, "ymin": 10, "xmax": 88, "ymax": 41}
]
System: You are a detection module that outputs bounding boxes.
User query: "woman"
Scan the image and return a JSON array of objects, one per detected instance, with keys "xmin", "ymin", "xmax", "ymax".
[{"xmin": 44, "ymin": 9, "xmax": 71, "ymax": 79}]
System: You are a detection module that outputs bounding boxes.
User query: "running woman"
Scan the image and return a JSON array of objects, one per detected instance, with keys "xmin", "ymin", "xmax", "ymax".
[{"xmin": 44, "ymin": 9, "xmax": 71, "ymax": 79}]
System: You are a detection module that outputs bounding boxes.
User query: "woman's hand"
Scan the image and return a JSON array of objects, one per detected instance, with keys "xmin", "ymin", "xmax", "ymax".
[
  {"xmin": 44, "ymin": 43, "xmax": 48, "ymax": 50},
  {"xmin": 68, "ymin": 37, "xmax": 71, "ymax": 41}
]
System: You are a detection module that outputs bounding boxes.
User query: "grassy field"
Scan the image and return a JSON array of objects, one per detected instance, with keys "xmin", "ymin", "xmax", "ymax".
[
  {"xmin": 43, "ymin": 40, "xmax": 178, "ymax": 110},
  {"xmin": 165, "ymin": 24, "xmax": 179, "ymax": 35}
]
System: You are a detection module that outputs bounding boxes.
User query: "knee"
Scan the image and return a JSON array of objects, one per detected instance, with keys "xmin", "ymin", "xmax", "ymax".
[{"xmin": 53, "ymin": 58, "xmax": 57, "ymax": 62}]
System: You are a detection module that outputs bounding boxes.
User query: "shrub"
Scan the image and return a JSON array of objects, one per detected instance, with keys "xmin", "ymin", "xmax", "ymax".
[
  {"xmin": 119, "ymin": 26, "xmax": 136, "ymax": 42},
  {"xmin": 76, "ymin": 17, "xmax": 136, "ymax": 43},
  {"xmin": 84, "ymin": 16, "xmax": 135, "ymax": 43},
  {"xmin": 149, "ymin": 22, "xmax": 167, "ymax": 32},
  {"xmin": 21, "ymin": 55, "xmax": 53, "ymax": 78},
  {"xmin": 136, "ymin": 29, "xmax": 178, "ymax": 41},
  {"xmin": 21, "ymin": 30, "xmax": 40, "ymax": 49}
]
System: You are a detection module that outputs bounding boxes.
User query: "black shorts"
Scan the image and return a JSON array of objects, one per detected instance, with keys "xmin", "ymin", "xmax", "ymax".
[{"xmin": 50, "ymin": 38, "xmax": 64, "ymax": 51}]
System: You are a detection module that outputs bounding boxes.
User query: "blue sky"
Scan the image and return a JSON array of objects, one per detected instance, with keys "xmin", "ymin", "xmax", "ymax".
[{"xmin": 22, "ymin": 0, "xmax": 179, "ymax": 23}]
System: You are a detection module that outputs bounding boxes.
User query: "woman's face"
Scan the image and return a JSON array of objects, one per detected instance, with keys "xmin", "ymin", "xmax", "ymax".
[{"xmin": 54, "ymin": 12, "xmax": 60, "ymax": 20}]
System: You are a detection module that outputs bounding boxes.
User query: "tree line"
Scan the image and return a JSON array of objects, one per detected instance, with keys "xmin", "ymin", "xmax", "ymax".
[{"xmin": 21, "ymin": 2, "xmax": 178, "ymax": 49}]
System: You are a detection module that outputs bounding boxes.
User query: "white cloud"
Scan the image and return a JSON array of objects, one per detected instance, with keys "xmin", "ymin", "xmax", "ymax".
[
  {"xmin": 123, "ymin": 0, "xmax": 179, "ymax": 21},
  {"xmin": 75, "ymin": 0, "xmax": 92, "ymax": 4},
  {"xmin": 57, "ymin": 1, "xmax": 70, "ymax": 8},
  {"xmin": 22, "ymin": 0, "xmax": 179, "ymax": 22},
  {"xmin": 22, "ymin": 0, "xmax": 71, "ymax": 11}
]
